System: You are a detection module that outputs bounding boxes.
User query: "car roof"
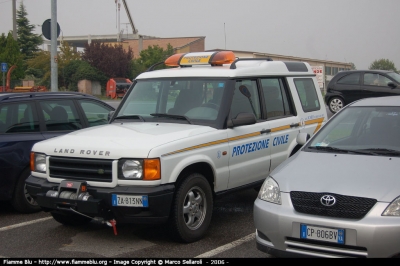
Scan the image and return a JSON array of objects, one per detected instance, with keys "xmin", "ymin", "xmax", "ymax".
[
  {"xmin": 136, "ymin": 61, "xmax": 315, "ymax": 79},
  {"xmin": 0, "ymin": 92, "xmax": 99, "ymax": 102},
  {"xmin": 337, "ymin": 69, "xmax": 394, "ymax": 75},
  {"xmin": 350, "ymin": 96, "xmax": 400, "ymax": 107}
]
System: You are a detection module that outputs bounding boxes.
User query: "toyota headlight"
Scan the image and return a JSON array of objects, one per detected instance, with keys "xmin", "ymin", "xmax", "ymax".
[
  {"xmin": 30, "ymin": 152, "xmax": 46, "ymax": 173},
  {"xmin": 258, "ymin": 176, "xmax": 281, "ymax": 204},
  {"xmin": 118, "ymin": 158, "xmax": 161, "ymax": 180},
  {"xmin": 382, "ymin": 196, "xmax": 400, "ymax": 216}
]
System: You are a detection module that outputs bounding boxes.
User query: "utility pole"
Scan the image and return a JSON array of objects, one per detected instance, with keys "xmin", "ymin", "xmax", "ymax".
[
  {"xmin": 12, "ymin": 0, "xmax": 17, "ymax": 40},
  {"xmin": 51, "ymin": 0, "xmax": 58, "ymax": 92}
]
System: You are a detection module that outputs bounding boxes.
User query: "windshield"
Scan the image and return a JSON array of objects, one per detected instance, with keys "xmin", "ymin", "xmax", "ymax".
[
  {"xmin": 387, "ymin": 72, "xmax": 400, "ymax": 83},
  {"xmin": 306, "ymin": 106, "xmax": 400, "ymax": 155},
  {"xmin": 115, "ymin": 78, "xmax": 228, "ymax": 128}
]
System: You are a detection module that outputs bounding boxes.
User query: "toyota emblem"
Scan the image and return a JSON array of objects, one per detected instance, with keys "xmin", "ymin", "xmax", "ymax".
[{"xmin": 320, "ymin": 195, "xmax": 336, "ymax": 207}]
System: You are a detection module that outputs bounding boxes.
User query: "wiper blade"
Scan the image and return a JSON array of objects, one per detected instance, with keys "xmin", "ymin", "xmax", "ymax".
[
  {"xmin": 355, "ymin": 148, "xmax": 400, "ymax": 156},
  {"xmin": 308, "ymin": 146, "xmax": 373, "ymax": 155},
  {"xmin": 150, "ymin": 113, "xmax": 193, "ymax": 124},
  {"xmin": 308, "ymin": 146, "xmax": 351, "ymax": 153},
  {"xmin": 114, "ymin": 115, "xmax": 145, "ymax": 122}
]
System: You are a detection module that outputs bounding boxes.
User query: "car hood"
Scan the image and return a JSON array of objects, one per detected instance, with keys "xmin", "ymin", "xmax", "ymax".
[
  {"xmin": 272, "ymin": 151, "xmax": 400, "ymax": 202},
  {"xmin": 32, "ymin": 123, "xmax": 216, "ymax": 158}
]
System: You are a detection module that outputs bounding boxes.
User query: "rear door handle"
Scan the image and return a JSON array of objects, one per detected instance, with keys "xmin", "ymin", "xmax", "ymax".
[{"xmin": 290, "ymin": 123, "xmax": 300, "ymax": 128}]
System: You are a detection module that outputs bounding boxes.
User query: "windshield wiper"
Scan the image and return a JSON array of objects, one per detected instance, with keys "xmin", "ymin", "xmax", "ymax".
[
  {"xmin": 354, "ymin": 148, "xmax": 400, "ymax": 156},
  {"xmin": 114, "ymin": 115, "xmax": 145, "ymax": 122},
  {"xmin": 150, "ymin": 113, "xmax": 193, "ymax": 124},
  {"xmin": 308, "ymin": 146, "xmax": 353, "ymax": 153}
]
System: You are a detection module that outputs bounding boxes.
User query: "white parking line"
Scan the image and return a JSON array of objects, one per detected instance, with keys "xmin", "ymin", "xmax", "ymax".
[
  {"xmin": 195, "ymin": 233, "xmax": 255, "ymax": 258},
  {"xmin": 0, "ymin": 217, "xmax": 52, "ymax": 232}
]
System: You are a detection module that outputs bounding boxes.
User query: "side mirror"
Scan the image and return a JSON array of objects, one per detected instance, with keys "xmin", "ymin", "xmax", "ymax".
[
  {"xmin": 227, "ymin": 112, "xmax": 256, "ymax": 128},
  {"xmin": 239, "ymin": 85, "xmax": 252, "ymax": 98},
  {"xmin": 108, "ymin": 111, "xmax": 115, "ymax": 121},
  {"xmin": 296, "ymin": 132, "xmax": 310, "ymax": 145},
  {"xmin": 388, "ymin": 82, "xmax": 397, "ymax": 89}
]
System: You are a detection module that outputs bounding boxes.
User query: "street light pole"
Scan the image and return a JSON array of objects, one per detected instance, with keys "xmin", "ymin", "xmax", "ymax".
[
  {"xmin": 51, "ymin": 0, "xmax": 58, "ymax": 92},
  {"xmin": 12, "ymin": 0, "xmax": 17, "ymax": 40}
]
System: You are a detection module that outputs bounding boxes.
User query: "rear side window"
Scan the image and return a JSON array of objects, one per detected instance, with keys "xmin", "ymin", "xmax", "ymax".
[
  {"xmin": 39, "ymin": 99, "xmax": 83, "ymax": 131},
  {"xmin": 261, "ymin": 78, "xmax": 292, "ymax": 119},
  {"xmin": 337, "ymin": 73, "xmax": 360, "ymax": 85},
  {"xmin": 294, "ymin": 78, "xmax": 321, "ymax": 112},
  {"xmin": 78, "ymin": 99, "xmax": 112, "ymax": 127},
  {"xmin": 0, "ymin": 102, "xmax": 40, "ymax": 134}
]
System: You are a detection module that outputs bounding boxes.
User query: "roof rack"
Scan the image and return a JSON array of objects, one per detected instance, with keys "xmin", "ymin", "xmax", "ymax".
[
  {"xmin": 229, "ymin": 57, "xmax": 273, "ymax": 69},
  {"xmin": 0, "ymin": 91, "xmax": 91, "ymax": 102}
]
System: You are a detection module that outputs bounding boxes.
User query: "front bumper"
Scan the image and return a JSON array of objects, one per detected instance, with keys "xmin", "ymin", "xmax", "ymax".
[
  {"xmin": 253, "ymin": 192, "xmax": 400, "ymax": 258},
  {"xmin": 26, "ymin": 175, "xmax": 175, "ymax": 224}
]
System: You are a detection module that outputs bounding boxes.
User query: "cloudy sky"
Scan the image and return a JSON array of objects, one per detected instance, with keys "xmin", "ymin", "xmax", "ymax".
[{"xmin": 1, "ymin": 0, "xmax": 399, "ymax": 69}]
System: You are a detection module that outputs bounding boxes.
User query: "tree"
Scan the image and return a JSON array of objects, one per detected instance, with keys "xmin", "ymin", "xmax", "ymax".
[
  {"xmin": 63, "ymin": 60, "xmax": 107, "ymax": 91},
  {"xmin": 26, "ymin": 41, "xmax": 82, "ymax": 89},
  {"xmin": 0, "ymin": 32, "xmax": 25, "ymax": 85},
  {"xmin": 16, "ymin": 2, "xmax": 43, "ymax": 60},
  {"xmin": 369, "ymin": 59, "xmax": 397, "ymax": 72},
  {"xmin": 349, "ymin": 62, "xmax": 356, "ymax": 70},
  {"xmin": 131, "ymin": 44, "xmax": 175, "ymax": 79},
  {"xmin": 82, "ymin": 42, "xmax": 133, "ymax": 78}
]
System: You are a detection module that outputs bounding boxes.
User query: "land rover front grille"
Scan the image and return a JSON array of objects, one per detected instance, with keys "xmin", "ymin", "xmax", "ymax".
[
  {"xmin": 290, "ymin": 191, "xmax": 377, "ymax": 219},
  {"xmin": 49, "ymin": 156, "xmax": 113, "ymax": 182}
]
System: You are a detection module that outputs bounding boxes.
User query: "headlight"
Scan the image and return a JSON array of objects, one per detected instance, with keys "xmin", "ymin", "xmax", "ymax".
[
  {"xmin": 30, "ymin": 152, "xmax": 46, "ymax": 173},
  {"xmin": 118, "ymin": 158, "xmax": 161, "ymax": 180},
  {"xmin": 382, "ymin": 196, "xmax": 400, "ymax": 216},
  {"xmin": 258, "ymin": 176, "xmax": 281, "ymax": 204},
  {"xmin": 120, "ymin": 159, "xmax": 143, "ymax": 179}
]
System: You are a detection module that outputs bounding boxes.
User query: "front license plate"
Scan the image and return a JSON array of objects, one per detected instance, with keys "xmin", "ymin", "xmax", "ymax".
[
  {"xmin": 300, "ymin": 224, "xmax": 345, "ymax": 244},
  {"xmin": 111, "ymin": 194, "xmax": 149, "ymax": 207}
]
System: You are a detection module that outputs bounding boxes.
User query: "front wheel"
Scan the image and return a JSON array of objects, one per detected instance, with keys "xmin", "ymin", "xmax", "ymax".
[
  {"xmin": 51, "ymin": 211, "xmax": 92, "ymax": 226},
  {"xmin": 328, "ymin": 97, "xmax": 344, "ymax": 113},
  {"xmin": 169, "ymin": 173, "xmax": 213, "ymax": 243},
  {"xmin": 11, "ymin": 168, "xmax": 41, "ymax": 213}
]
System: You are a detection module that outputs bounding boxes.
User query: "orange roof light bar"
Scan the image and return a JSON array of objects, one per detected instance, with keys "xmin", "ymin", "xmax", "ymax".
[{"xmin": 165, "ymin": 51, "xmax": 236, "ymax": 67}]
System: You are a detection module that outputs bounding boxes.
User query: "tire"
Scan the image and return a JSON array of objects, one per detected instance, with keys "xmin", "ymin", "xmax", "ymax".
[
  {"xmin": 11, "ymin": 168, "xmax": 41, "ymax": 213},
  {"xmin": 328, "ymin": 97, "xmax": 344, "ymax": 113},
  {"xmin": 51, "ymin": 211, "xmax": 92, "ymax": 226},
  {"xmin": 168, "ymin": 173, "xmax": 213, "ymax": 243}
]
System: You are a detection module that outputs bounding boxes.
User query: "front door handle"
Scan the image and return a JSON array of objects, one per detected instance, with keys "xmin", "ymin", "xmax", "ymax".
[{"xmin": 261, "ymin": 128, "xmax": 271, "ymax": 134}]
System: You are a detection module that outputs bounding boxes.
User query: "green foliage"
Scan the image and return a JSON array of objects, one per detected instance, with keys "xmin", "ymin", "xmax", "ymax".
[
  {"xmin": 0, "ymin": 32, "xmax": 25, "ymax": 83},
  {"xmin": 26, "ymin": 50, "xmax": 51, "ymax": 87},
  {"xmin": 82, "ymin": 42, "xmax": 133, "ymax": 78},
  {"xmin": 16, "ymin": 3, "xmax": 43, "ymax": 60},
  {"xmin": 349, "ymin": 62, "xmax": 356, "ymax": 70},
  {"xmin": 131, "ymin": 44, "xmax": 175, "ymax": 79},
  {"xmin": 64, "ymin": 60, "xmax": 107, "ymax": 91},
  {"xmin": 369, "ymin": 59, "xmax": 397, "ymax": 72},
  {"xmin": 26, "ymin": 41, "xmax": 82, "ymax": 89}
]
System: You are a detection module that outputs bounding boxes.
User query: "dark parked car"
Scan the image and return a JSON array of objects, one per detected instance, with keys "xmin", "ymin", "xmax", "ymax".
[
  {"xmin": 325, "ymin": 70, "xmax": 400, "ymax": 113},
  {"xmin": 0, "ymin": 92, "xmax": 114, "ymax": 213}
]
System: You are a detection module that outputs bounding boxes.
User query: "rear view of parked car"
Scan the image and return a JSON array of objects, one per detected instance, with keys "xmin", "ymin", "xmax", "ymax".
[
  {"xmin": 254, "ymin": 96, "xmax": 400, "ymax": 258},
  {"xmin": 0, "ymin": 92, "xmax": 114, "ymax": 213},
  {"xmin": 325, "ymin": 70, "xmax": 400, "ymax": 113}
]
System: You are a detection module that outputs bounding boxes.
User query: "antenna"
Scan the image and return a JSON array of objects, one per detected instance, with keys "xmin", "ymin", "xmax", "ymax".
[{"xmin": 224, "ymin": 23, "xmax": 226, "ymax": 50}]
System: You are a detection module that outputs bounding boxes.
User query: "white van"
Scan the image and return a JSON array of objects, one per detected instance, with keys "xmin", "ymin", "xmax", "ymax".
[{"xmin": 26, "ymin": 51, "xmax": 328, "ymax": 243}]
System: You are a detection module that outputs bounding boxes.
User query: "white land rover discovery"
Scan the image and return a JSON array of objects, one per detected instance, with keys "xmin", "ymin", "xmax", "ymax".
[{"xmin": 26, "ymin": 51, "xmax": 328, "ymax": 243}]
